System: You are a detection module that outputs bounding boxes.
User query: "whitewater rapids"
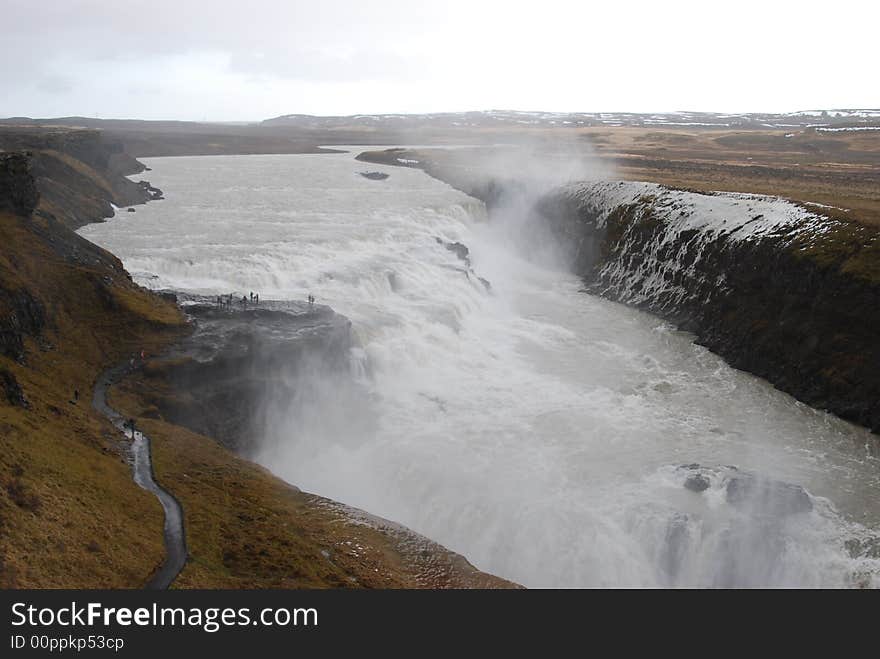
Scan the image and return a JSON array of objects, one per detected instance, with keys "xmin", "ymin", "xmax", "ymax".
[{"xmin": 80, "ymin": 153, "xmax": 880, "ymax": 588}]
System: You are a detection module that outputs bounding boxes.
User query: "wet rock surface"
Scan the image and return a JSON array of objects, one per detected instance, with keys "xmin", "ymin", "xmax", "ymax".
[
  {"xmin": 683, "ymin": 473, "xmax": 710, "ymax": 492},
  {"xmin": 676, "ymin": 463, "xmax": 813, "ymax": 517},
  {"xmin": 93, "ymin": 361, "xmax": 187, "ymax": 588},
  {"xmin": 725, "ymin": 473, "xmax": 813, "ymax": 516},
  {"xmin": 137, "ymin": 180, "xmax": 164, "ymax": 200}
]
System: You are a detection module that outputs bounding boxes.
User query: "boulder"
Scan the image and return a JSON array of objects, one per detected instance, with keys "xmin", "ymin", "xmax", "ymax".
[
  {"xmin": 684, "ymin": 473, "xmax": 710, "ymax": 492},
  {"xmin": 676, "ymin": 463, "xmax": 812, "ymax": 517},
  {"xmin": 725, "ymin": 473, "xmax": 813, "ymax": 516},
  {"xmin": 359, "ymin": 171, "xmax": 389, "ymax": 181}
]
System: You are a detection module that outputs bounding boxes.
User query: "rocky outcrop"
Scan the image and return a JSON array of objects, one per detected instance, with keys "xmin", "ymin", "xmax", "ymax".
[
  {"xmin": 137, "ymin": 181, "xmax": 163, "ymax": 200},
  {"xmin": 0, "ymin": 368, "xmax": 29, "ymax": 408},
  {"xmin": 128, "ymin": 297, "xmax": 354, "ymax": 456},
  {"xmin": 0, "ymin": 153, "xmax": 39, "ymax": 216},
  {"xmin": 0, "ymin": 288, "xmax": 45, "ymax": 363}
]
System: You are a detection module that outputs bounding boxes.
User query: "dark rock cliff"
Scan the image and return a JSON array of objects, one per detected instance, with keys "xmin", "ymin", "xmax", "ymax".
[{"xmin": 0, "ymin": 154, "xmax": 46, "ymax": 363}]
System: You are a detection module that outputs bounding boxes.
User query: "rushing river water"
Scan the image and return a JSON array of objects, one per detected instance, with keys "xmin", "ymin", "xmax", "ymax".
[{"xmin": 80, "ymin": 153, "xmax": 880, "ymax": 588}]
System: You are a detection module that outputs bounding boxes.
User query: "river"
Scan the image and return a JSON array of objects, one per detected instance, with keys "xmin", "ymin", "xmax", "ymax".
[{"xmin": 79, "ymin": 152, "xmax": 880, "ymax": 587}]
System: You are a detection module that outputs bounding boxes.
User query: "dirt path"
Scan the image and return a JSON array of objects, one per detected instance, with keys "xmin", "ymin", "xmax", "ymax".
[{"xmin": 93, "ymin": 362, "xmax": 187, "ymax": 589}]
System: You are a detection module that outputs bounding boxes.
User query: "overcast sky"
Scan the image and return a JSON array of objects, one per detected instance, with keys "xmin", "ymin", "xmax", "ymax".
[{"xmin": 3, "ymin": 0, "xmax": 877, "ymax": 121}]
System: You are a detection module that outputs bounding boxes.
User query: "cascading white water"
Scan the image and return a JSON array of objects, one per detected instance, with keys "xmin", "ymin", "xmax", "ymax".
[{"xmin": 79, "ymin": 152, "xmax": 880, "ymax": 588}]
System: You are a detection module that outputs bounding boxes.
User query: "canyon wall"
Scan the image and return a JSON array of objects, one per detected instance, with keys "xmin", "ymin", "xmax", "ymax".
[{"xmin": 536, "ymin": 182, "xmax": 880, "ymax": 433}]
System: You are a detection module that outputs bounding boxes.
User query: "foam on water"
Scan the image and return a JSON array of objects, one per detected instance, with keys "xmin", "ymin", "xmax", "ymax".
[{"xmin": 80, "ymin": 153, "xmax": 880, "ymax": 587}]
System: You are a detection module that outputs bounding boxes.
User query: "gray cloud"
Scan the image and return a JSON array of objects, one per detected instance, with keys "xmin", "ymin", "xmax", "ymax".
[{"xmin": 2, "ymin": 0, "xmax": 876, "ymax": 120}]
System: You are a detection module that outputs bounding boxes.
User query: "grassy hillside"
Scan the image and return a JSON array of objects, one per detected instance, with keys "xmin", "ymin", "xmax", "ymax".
[{"xmin": 0, "ymin": 207, "xmax": 187, "ymax": 587}]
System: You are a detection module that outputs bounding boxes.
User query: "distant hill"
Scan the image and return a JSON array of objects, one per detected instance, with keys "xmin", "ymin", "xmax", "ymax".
[
  {"xmin": 263, "ymin": 108, "xmax": 880, "ymax": 131},
  {"xmin": 0, "ymin": 117, "xmax": 332, "ymax": 158}
]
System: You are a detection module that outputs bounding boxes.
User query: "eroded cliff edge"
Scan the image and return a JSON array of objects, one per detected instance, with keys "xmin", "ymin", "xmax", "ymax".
[
  {"xmin": 359, "ymin": 148, "xmax": 880, "ymax": 434},
  {"xmin": 0, "ymin": 125, "xmax": 161, "ymax": 230}
]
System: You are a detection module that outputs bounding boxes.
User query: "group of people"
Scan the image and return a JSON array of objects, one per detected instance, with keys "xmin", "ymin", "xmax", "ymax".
[
  {"xmin": 215, "ymin": 292, "xmax": 260, "ymax": 309},
  {"xmin": 214, "ymin": 292, "xmax": 317, "ymax": 309},
  {"xmin": 214, "ymin": 291, "xmax": 315, "ymax": 309}
]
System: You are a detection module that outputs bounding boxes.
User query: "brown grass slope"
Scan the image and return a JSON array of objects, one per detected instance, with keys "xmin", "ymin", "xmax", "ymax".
[{"xmin": 585, "ymin": 127, "xmax": 880, "ymax": 227}]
